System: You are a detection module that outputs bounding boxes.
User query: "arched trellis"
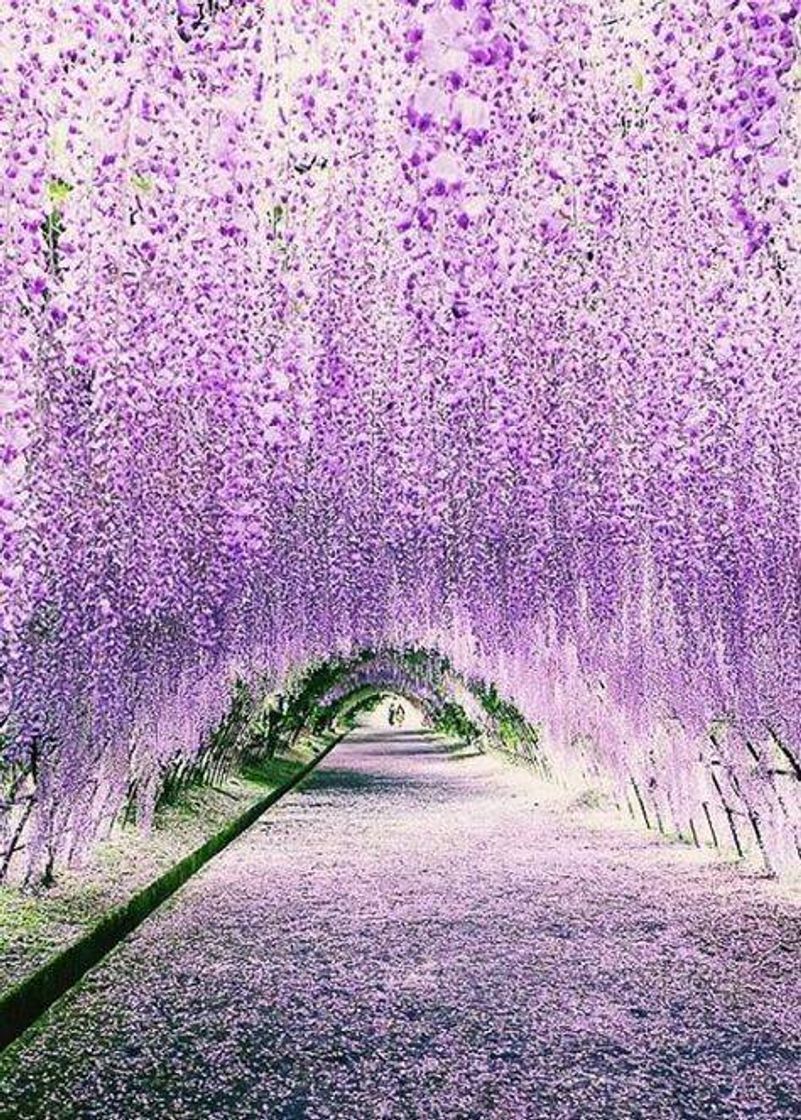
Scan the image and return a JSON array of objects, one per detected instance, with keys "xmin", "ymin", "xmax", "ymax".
[
  {"xmin": 270, "ymin": 647, "xmax": 549, "ymax": 776},
  {"xmin": 310, "ymin": 653, "xmax": 458, "ymax": 732}
]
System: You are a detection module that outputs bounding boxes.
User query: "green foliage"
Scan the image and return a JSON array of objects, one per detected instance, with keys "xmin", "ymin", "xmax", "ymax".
[
  {"xmin": 473, "ymin": 680, "xmax": 538, "ymax": 752},
  {"xmin": 335, "ymin": 690, "xmax": 386, "ymax": 731},
  {"xmin": 41, "ymin": 179, "xmax": 73, "ymax": 279},
  {"xmin": 277, "ymin": 651, "xmax": 379, "ymax": 741},
  {"xmin": 0, "ymin": 888, "xmax": 48, "ymax": 938},
  {"xmin": 353, "ymin": 691, "xmax": 385, "ymax": 716},
  {"xmin": 148, "ymin": 648, "xmax": 542, "ymax": 827},
  {"xmin": 46, "ymin": 178, "xmax": 73, "ymax": 206},
  {"xmin": 240, "ymin": 755, "xmax": 300, "ymax": 789},
  {"xmin": 399, "ymin": 646, "xmax": 451, "ymax": 675},
  {"xmin": 433, "ymin": 702, "xmax": 480, "ymax": 744},
  {"xmin": 41, "ymin": 210, "xmax": 65, "ymax": 277}
]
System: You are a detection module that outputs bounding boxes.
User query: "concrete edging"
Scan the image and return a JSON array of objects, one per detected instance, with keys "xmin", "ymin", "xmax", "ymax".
[{"xmin": 0, "ymin": 735, "xmax": 342, "ymax": 1054}]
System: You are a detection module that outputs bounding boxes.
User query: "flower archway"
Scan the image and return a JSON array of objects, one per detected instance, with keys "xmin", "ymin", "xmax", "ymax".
[{"xmin": 0, "ymin": 2, "xmax": 799, "ymax": 880}]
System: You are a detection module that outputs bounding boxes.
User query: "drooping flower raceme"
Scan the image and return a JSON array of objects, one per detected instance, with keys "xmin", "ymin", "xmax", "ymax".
[{"xmin": 0, "ymin": 0, "xmax": 798, "ymax": 878}]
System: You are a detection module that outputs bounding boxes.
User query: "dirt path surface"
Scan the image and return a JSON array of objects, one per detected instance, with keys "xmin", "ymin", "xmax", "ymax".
[{"xmin": 1, "ymin": 729, "xmax": 799, "ymax": 1119}]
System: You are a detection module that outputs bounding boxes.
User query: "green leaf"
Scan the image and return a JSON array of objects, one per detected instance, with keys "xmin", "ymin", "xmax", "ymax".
[
  {"xmin": 46, "ymin": 178, "xmax": 73, "ymax": 206},
  {"xmin": 132, "ymin": 173, "xmax": 154, "ymax": 193}
]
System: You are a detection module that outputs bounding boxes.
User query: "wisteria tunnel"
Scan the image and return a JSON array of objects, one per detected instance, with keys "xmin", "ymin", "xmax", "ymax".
[{"xmin": 0, "ymin": 0, "xmax": 799, "ymax": 1117}]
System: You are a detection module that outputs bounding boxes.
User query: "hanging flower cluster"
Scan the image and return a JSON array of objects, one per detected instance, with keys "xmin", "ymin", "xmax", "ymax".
[{"xmin": 0, "ymin": 0, "xmax": 798, "ymax": 879}]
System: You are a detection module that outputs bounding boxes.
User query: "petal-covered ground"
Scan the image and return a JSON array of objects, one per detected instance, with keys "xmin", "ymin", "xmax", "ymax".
[{"xmin": 1, "ymin": 730, "xmax": 799, "ymax": 1120}]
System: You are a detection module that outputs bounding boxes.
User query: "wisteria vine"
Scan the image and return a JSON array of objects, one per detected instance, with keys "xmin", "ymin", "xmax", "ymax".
[{"xmin": 0, "ymin": 0, "xmax": 799, "ymax": 880}]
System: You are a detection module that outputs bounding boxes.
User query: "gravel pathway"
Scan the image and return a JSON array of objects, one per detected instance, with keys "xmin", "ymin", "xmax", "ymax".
[{"xmin": 1, "ymin": 729, "xmax": 799, "ymax": 1119}]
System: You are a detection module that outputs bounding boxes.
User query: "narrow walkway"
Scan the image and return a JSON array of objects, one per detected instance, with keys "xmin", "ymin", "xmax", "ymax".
[{"xmin": 1, "ymin": 730, "xmax": 799, "ymax": 1119}]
